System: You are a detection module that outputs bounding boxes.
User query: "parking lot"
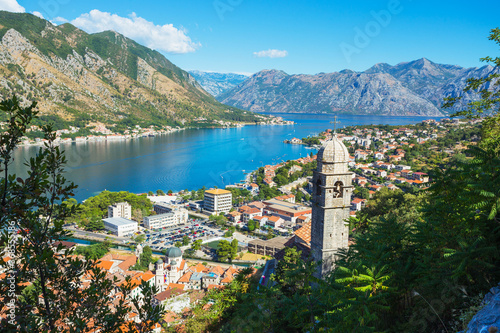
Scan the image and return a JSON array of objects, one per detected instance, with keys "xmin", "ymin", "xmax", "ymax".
[{"xmin": 143, "ymin": 219, "xmax": 225, "ymax": 251}]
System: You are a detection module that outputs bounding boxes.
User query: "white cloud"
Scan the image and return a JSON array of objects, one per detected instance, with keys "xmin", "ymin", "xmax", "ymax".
[
  {"xmin": 51, "ymin": 16, "xmax": 69, "ymax": 24},
  {"xmin": 31, "ymin": 11, "xmax": 44, "ymax": 19},
  {"xmin": 0, "ymin": 0, "xmax": 25, "ymax": 13},
  {"xmin": 253, "ymin": 49, "xmax": 288, "ymax": 58},
  {"xmin": 71, "ymin": 10, "xmax": 199, "ymax": 54}
]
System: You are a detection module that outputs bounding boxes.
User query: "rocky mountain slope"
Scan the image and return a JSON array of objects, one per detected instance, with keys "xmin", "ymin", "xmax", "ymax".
[
  {"xmin": 188, "ymin": 70, "xmax": 248, "ymax": 97},
  {"xmin": 365, "ymin": 58, "xmax": 496, "ymax": 111},
  {"xmin": 218, "ymin": 58, "xmax": 496, "ymax": 116},
  {"xmin": 0, "ymin": 11, "xmax": 261, "ymax": 128}
]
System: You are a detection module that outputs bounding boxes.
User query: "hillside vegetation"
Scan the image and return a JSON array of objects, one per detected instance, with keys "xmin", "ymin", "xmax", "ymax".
[{"xmin": 0, "ymin": 11, "xmax": 262, "ymax": 129}]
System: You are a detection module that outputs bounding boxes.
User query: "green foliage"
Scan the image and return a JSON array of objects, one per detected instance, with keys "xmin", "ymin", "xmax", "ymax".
[
  {"xmin": 134, "ymin": 234, "xmax": 146, "ymax": 244},
  {"xmin": 247, "ymin": 219, "xmax": 257, "ymax": 231},
  {"xmin": 216, "ymin": 240, "xmax": 237, "ymax": 263},
  {"xmin": 209, "ymin": 213, "xmax": 228, "ymax": 226},
  {"xmin": 69, "ymin": 190, "xmax": 153, "ymax": 228},
  {"xmin": 191, "ymin": 239, "xmax": 202, "ymax": 251},
  {"xmin": 165, "ymin": 30, "xmax": 500, "ymax": 333},
  {"xmin": 227, "ymin": 187, "xmax": 252, "ymax": 205},
  {"xmin": 83, "ymin": 217, "xmax": 105, "ymax": 231},
  {"xmin": 131, "ymin": 246, "xmax": 153, "ymax": 271},
  {"xmin": 74, "ymin": 241, "xmax": 112, "ymax": 260},
  {"xmin": 301, "ymin": 136, "xmax": 321, "ymax": 146},
  {"xmin": 0, "ymin": 96, "xmax": 162, "ymax": 331}
]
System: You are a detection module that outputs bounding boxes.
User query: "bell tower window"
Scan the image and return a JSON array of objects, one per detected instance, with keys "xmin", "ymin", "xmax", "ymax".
[
  {"xmin": 316, "ymin": 178, "xmax": 322, "ymax": 196},
  {"xmin": 333, "ymin": 181, "xmax": 344, "ymax": 198}
]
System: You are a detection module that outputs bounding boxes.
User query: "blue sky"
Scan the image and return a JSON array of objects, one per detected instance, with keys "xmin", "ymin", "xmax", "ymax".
[{"xmin": 3, "ymin": 0, "xmax": 500, "ymax": 75}]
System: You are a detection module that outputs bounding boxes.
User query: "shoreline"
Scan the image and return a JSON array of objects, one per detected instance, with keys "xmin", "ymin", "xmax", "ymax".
[{"xmin": 17, "ymin": 120, "xmax": 294, "ymax": 148}]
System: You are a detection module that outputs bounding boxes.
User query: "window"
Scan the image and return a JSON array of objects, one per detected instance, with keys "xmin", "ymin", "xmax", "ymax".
[
  {"xmin": 333, "ymin": 181, "xmax": 344, "ymax": 198},
  {"xmin": 316, "ymin": 178, "xmax": 322, "ymax": 196}
]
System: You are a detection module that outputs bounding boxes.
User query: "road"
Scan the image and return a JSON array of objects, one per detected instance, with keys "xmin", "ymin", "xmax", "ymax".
[{"xmin": 187, "ymin": 211, "xmax": 210, "ymax": 219}]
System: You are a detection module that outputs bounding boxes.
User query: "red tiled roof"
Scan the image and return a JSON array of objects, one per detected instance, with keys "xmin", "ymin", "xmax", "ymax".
[
  {"xmin": 294, "ymin": 221, "xmax": 311, "ymax": 245},
  {"xmin": 178, "ymin": 271, "xmax": 192, "ymax": 283},
  {"xmin": 167, "ymin": 283, "xmax": 185, "ymax": 291},
  {"xmin": 268, "ymin": 216, "xmax": 282, "ymax": 223},
  {"xmin": 117, "ymin": 255, "xmax": 137, "ymax": 272},
  {"xmin": 244, "ymin": 208, "xmax": 261, "ymax": 214},
  {"xmin": 190, "ymin": 263, "xmax": 206, "ymax": 273},
  {"xmin": 97, "ymin": 260, "xmax": 114, "ymax": 271}
]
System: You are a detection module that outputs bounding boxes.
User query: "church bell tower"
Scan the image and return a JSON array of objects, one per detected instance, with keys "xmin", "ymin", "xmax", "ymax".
[{"xmin": 311, "ymin": 134, "xmax": 353, "ymax": 278}]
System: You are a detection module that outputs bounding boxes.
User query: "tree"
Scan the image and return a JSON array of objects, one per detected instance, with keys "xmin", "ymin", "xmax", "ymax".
[
  {"xmin": 231, "ymin": 239, "xmax": 238, "ymax": 258},
  {"xmin": 137, "ymin": 246, "xmax": 153, "ymax": 270},
  {"xmin": 168, "ymin": 189, "xmax": 173, "ymax": 195},
  {"xmin": 191, "ymin": 239, "xmax": 202, "ymax": 251},
  {"xmin": 247, "ymin": 219, "xmax": 256, "ymax": 232},
  {"xmin": 175, "ymin": 241, "xmax": 182, "ymax": 247},
  {"xmin": 85, "ymin": 216, "xmax": 105, "ymax": 231},
  {"xmin": 134, "ymin": 234, "xmax": 146, "ymax": 244},
  {"xmin": 148, "ymin": 191, "xmax": 154, "ymax": 196},
  {"xmin": 182, "ymin": 235, "xmax": 190, "ymax": 246},
  {"xmin": 0, "ymin": 96, "xmax": 163, "ymax": 331},
  {"xmin": 217, "ymin": 240, "xmax": 236, "ymax": 263},
  {"xmin": 266, "ymin": 228, "xmax": 276, "ymax": 239},
  {"xmin": 74, "ymin": 241, "xmax": 112, "ymax": 260},
  {"xmin": 156, "ymin": 189, "xmax": 165, "ymax": 196}
]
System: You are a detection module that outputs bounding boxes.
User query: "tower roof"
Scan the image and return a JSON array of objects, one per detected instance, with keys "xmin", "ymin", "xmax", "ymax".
[
  {"xmin": 317, "ymin": 136, "xmax": 349, "ymax": 163},
  {"xmin": 165, "ymin": 247, "xmax": 182, "ymax": 258}
]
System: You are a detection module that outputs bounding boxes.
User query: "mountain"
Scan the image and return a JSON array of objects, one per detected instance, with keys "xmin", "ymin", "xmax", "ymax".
[
  {"xmin": 365, "ymin": 58, "xmax": 496, "ymax": 111},
  {"xmin": 0, "ymin": 11, "xmax": 262, "ymax": 128},
  {"xmin": 188, "ymin": 70, "xmax": 249, "ymax": 97},
  {"xmin": 219, "ymin": 59, "xmax": 496, "ymax": 116}
]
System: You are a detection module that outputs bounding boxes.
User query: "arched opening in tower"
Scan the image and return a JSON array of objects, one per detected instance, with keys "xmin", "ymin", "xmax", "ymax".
[{"xmin": 333, "ymin": 181, "xmax": 344, "ymax": 198}]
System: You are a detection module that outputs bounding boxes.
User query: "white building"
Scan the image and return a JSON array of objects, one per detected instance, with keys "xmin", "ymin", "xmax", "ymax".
[
  {"xmin": 188, "ymin": 201, "xmax": 203, "ymax": 211},
  {"xmin": 153, "ymin": 203, "xmax": 189, "ymax": 225},
  {"xmin": 394, "ymin": 165, "xmax": 411, "ymax": 171},
  {"xmin": 143, "ymin": 210, "xmax": 188, "ymax": 230},
  {"xmin": 108, "ymin": 202, "xmax": 132, "ymax": 220},
  {"xmin": 103, "ymin": 217, "xmax": 138, "ymax": 237},
  {"xmin": 203, "ymin": 189, "xmax": 232, "ymax": 215}
]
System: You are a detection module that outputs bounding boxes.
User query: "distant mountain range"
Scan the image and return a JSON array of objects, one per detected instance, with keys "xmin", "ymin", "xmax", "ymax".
[
  {"xmin": 0, "ymin": 11, "xmax": 261, "ymax": 128},
  {"xmin": 217, "ymin": 58, "xmax": 497, "ymax": 116},
  {"xmin": 188, "ymin": 71, "xmax": 248, "ymax": 97}
]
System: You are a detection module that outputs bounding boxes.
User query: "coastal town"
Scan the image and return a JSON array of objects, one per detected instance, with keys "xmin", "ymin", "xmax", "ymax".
[
  {"xmin": 0, "ymin": 2, "xmax": 498, "ymax": 331},
  {"xmin": 0, "ymin": 114, "xmax": 293, "ymax": 147},
  {"xmin": 1, "ymin": 115, "xmax": 483, "ymax": 330}
]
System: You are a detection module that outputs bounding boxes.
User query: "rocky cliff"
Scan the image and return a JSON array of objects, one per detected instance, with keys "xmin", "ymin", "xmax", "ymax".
[{"xmin": 188, "ymin": 70, "xmax": 248, "ymax": 97}]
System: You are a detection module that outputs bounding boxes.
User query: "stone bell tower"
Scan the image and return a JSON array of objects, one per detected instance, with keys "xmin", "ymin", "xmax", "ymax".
[{"xmin": 311, "ymin": 135, "xmax": 353, "ymax": 278}]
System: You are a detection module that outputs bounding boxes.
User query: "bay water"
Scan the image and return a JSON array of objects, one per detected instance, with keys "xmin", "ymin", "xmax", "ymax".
[{"xmin": 11, "ymin": 113, "xmax": 442, "ymax": 202}]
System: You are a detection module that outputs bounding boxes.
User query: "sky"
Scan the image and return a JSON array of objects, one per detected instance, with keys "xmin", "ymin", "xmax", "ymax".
[{"xmin": 1, "ymin": 0, "xmax": 499, "ymax": 75}]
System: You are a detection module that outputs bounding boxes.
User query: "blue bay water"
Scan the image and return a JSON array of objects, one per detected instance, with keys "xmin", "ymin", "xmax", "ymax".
[{"xmin": 11, "ymin": 113, "xmax": 442, "ymax": 202}]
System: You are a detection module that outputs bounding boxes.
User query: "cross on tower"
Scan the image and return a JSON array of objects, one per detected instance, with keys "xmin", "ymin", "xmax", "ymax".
[{"xmin": 330, "ymin": 116, "xmax": 341, "ymax": 134}]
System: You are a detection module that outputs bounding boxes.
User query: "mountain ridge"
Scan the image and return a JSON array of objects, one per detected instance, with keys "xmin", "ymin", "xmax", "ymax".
[
  {"xmin": 218, "ymin": 58, "xmax": 496, "ymax": 116},
  {"xmin": 0, "ymin": 11, "xmax": 262, "ymax": 129}
]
